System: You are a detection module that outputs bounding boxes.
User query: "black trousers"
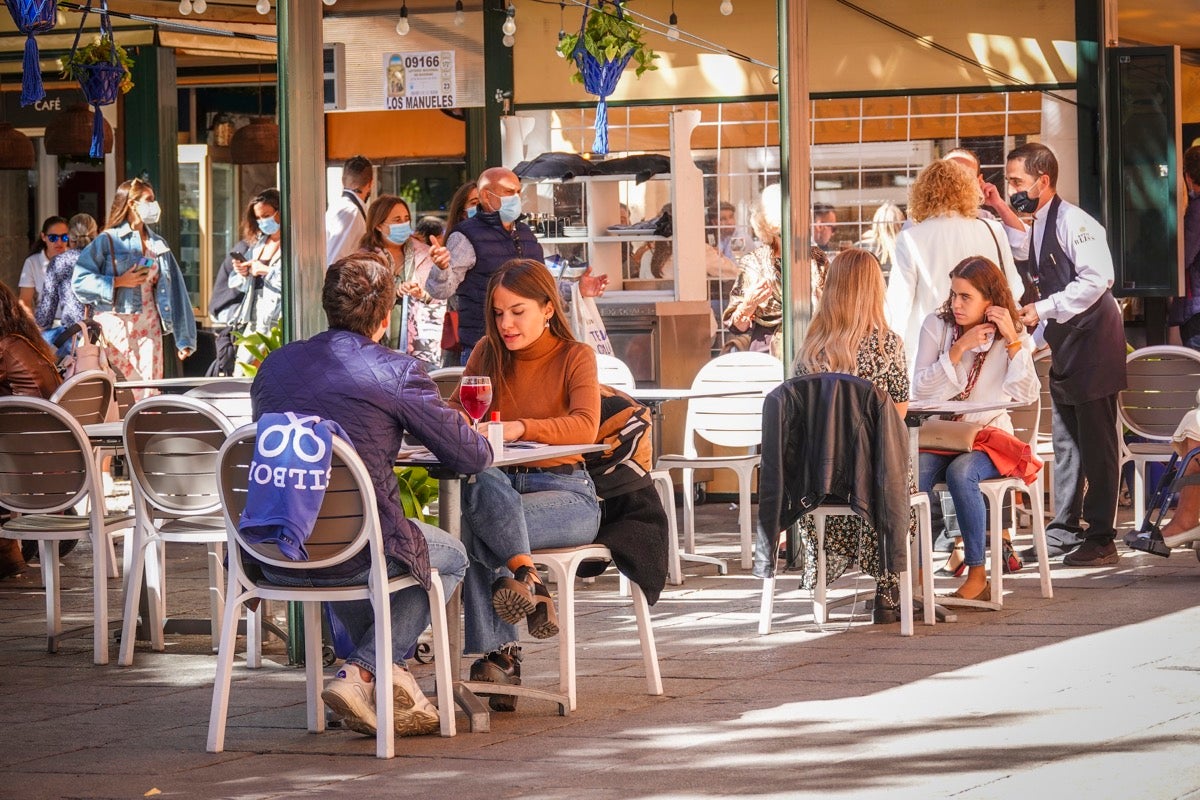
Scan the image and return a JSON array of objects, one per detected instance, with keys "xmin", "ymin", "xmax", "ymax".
[{"xmin": 1048, "ymin": 392, "xmax": 1121, "ymax": 546}]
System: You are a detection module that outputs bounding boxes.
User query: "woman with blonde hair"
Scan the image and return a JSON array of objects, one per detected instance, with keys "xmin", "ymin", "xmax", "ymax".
[
  {"xmin": 884, "ymin": 158, "xmax": 1024, "ymax": 372},
  {"xmin": 854, "ymin": 201, "xmax": 905, "ymax": 279},
  {"xmin": 794, "ymin": 247, "xmax": 913, "ymax": 623}
]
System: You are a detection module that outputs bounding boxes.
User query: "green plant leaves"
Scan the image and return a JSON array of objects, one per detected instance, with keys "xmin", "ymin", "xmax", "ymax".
[
  {"xmin": 556, "ymin": 0, "xmax": 659, "ymax": 84},
  {"xmin": 233, "ymin": 319, "xmax": 283, "ymax": 377},
  {"xmin": 394, "ymin": 466, "xmax": 439, "ymax": 527}
]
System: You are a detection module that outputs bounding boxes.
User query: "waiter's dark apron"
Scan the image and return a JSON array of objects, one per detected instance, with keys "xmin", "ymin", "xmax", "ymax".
[{"xmin": 1030, "ymin": 195, "xmax": 1127, "ymax": 405}]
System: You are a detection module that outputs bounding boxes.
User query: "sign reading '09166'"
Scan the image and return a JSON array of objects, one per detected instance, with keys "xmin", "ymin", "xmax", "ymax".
[{"xmin": 383, "ymin": 50, "xmax": 456, "ymax": 111}]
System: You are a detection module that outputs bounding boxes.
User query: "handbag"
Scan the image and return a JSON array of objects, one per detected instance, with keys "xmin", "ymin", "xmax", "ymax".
[
  {"xmin": 440, "ymin": 309, "xmax": 460, "ymax": 351},
  {"xmin": 918, "ymin": 418, "xmax": 983, "ymax": 452},
  {"xmin": 569, "ymin": 282, "xmax": 614, "ymax": 355}
]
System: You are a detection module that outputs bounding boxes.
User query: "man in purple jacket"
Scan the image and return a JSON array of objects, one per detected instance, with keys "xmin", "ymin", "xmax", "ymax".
[{"xmin": 252, "ymin": 252, "xmax": 492, "ymax": 738}]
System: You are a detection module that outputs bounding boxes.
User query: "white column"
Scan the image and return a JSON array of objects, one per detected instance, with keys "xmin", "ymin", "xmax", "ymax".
[{"xmin": 1040, "ymin": 91, "xmax": 1079, "ymax": 205}]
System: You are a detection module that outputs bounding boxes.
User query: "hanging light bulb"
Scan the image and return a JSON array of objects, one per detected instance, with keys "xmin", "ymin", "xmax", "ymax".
[
  {"xmin": 395, "ymin": 4, "xmax": 410, "ymax": 35},
  {"xmin": 178, "ymin": 0, "xmax": 192, "ymax": 14},
  {"xmin": 720, "ymin": 0, "xmax": 733, "ymax": 15},
  {"xmin": 454, "ymin": 0, "xmax": 464, "ymax": 26},
  {"xmin": 557, "ymin": 29, "xmax": 567, "ymax": 57},
  {"xmin": 193, "ymin": 0, "xmax": 207, "ymax": 13},
  {"xmin": 255, "ymin": 0, "xmax": 270, "ymax": 15},
  {"xmin": 667, "ymin": 11, "xmax": 679, "ymax": 40},
  {"xmin": 323, "ymin": 0, "xmax": 337, "ymax": 5},
  {"xmin": 502, "ymin": 33, "xmax": 515, "ymax": 47},
  {"xmin": 501, "ymin": 5, "xmax": 517, "ymax": 36}
]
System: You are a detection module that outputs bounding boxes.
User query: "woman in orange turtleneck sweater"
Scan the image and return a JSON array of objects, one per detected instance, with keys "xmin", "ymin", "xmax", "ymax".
[{"xmin": 450, "ymin": 258, "xmax": 600, "ymax": 710}]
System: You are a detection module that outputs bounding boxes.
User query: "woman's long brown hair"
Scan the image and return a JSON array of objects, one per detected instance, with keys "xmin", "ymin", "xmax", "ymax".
[
  {"xmin": 936, "ymin": 256, "xmax": 1022, "ymax": 330},
  {"xmin": 0, "ymin": 282, "xmax": 56, "ymax": 363}
]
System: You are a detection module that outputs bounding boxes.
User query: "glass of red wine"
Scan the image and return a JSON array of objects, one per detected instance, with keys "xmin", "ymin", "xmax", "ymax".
[{"xmin": 459, "ymin": 375, "xmax": 493, "ymax": 431}]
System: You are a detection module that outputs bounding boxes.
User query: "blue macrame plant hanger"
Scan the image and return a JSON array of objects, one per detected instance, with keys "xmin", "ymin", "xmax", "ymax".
[
  {"xmin": 569, "ymin": 0, "xmax": 635, "ymax": 156},
  {"xmin": 68, "ymin": 0, "xmax": 124, "ymax": 158},
  {"xmin": 4, "ymin": 0, "xmax": 58, "ymax": 106}
]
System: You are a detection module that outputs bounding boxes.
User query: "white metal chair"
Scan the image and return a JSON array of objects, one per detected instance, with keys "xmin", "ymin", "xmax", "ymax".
[
  {"xmin": 463, "ymin": 544, "xmax": 662, "ymax": 714},
  {"xmin": 118, "ymin": 395, "xmax": 239, "ymax": 666},
  {"xmin": 428, "ymin": 366, "xmax": 465, "ymax": 401},
  {"xmin": 208, "ymin": 426, "xmax": 456, "ymax": 759},
  {"xmin": 1118, "ymin": 346, "xmax": 1200, "ymax": 515},
  {"xmin": 184, "ymin": 380, "xmax": 254, "ymax": 427},
  {"xmin": 655, "ymin": 352, "xmax": 784, "ymax": 570},
  {"xmin": 937, "ymin": 395, "xmax": 1054, "ymax": 611},
  {"xmin": 758, "ymin": 494, "xmax": 935, "ymax": 636},
  {"xmin": 0, "ymin": 397, "xmax": 135, "ymax": 664},
  {"xmin": 596, "ymin": 353, "xmax": 637, "ymax": 391}
]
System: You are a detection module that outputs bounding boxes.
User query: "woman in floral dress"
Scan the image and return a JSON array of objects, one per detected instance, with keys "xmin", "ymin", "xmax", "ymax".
[{"xmin": 792, "ymin": 247, "xmax": 913, "ymax": 623}]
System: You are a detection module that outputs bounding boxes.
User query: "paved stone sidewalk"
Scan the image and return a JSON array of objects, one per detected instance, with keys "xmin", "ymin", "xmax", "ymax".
[{"xmin": 1, "ymin": 494, "xmax": 1198, "ymax": 800}]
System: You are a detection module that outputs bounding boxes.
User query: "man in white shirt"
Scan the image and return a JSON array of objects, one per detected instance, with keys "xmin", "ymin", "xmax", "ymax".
[
  {"xmin": 325, "ymin": 155, "xmax": 374, "ymax": 267},
  {"xmin": 1000, "ymin": 143, "xmax": 1127, "ymax": 567}
]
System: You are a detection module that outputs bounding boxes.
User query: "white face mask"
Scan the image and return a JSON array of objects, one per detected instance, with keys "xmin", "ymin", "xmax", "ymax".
[{"xmin": 136, "ymin": 200, "xmax": 161, "ymax": 225}]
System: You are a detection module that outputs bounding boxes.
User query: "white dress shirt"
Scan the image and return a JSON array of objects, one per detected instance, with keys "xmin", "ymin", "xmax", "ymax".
[
  {"xmin": 1003, "ymin": 195, "xmax": 1114, "ymax": 324},
  {"xmin": 885, "ymin": 214, "xmax": 1025, "ymax": 373},
  {"xmin": 325, "ymin": 190, "xmax": 367, "ymax": 268}
]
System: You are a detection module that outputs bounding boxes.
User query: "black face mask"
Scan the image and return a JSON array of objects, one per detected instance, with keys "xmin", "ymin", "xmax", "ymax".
[{"xmin": 1009, "ymin": 190, "xmax": 1038, "ymax": 214}]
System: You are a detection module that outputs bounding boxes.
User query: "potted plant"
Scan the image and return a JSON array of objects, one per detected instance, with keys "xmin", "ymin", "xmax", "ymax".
[
  {"xmin": 60, "ymin": 32, "xmax": 134, "ymax": 158},
  {"xmin": 4, "ymin": 0, "xmax": 58, "ymax": 105},
  {"xmin": 555, "ymin": 0, "xmax": 659, "ymax": 155}
]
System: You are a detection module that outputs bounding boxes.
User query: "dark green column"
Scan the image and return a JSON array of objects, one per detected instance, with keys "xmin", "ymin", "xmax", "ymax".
[
  {"xmin": 480, "ymin": 5, "xmax": 513, "ymax": 169},
  {"xmin": 1074, "ymin": 0, "xmax": 1103, "ymax": 219},
  {"xmin": 125, "ymin": 46, "xmax": 180, "ymax": 253}
]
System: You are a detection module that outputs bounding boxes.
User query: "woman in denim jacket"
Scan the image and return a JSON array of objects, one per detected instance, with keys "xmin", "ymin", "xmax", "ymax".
[
  {"xmin": 72, "ymin": 178, "xmax": 196, "ymax": 392},
  {"xmin": 229, "ymin": 189, "xmax": 284, "ymax": 366}
]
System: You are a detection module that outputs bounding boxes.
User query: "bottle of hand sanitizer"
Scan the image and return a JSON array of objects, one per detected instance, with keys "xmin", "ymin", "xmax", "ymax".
[{"xmin": 488, "ymin": 411, "xmax": 504, "ymax": 456}]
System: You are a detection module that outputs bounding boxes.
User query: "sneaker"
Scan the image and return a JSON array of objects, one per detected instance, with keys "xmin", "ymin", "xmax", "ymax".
[
  {"xmin": 1062, "ymin": 539, "xmax": 1119, "ymax": 567},
  {"xmin": 469, "ymin": 645, "xmax": 522, "ymax": 713},
  {"xmin": 320, "ymin": 665, "xmax": 377, "ymax": 736},
  {"xmin": 389, "ymin": 666, "xmax": 440, "ymax": 737}
]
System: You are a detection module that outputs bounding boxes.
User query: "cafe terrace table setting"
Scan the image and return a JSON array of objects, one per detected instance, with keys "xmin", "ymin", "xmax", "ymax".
[{"xmin": 396, "ymin": 441, "xmax": 604, "ymax": 732}]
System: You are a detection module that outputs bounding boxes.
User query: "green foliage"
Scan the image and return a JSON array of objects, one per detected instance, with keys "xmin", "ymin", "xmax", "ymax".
[
  {"xmin": 60, "ymin": 36, "xmax": 135, "ymax": 95},
  {"xmin": 556, "ymin": 0, "xmax": 659, "ymax": 86},
  {"xmin": 398, "ymin": 178, "xmax": 428, "ymax": 215},
  {"xmin": 394, "ymin": 466, "xmax": 439, "ymax": 526},
  {"xmin": 233, "ymin": 319, "xmax": 283, "ymax": 377}
]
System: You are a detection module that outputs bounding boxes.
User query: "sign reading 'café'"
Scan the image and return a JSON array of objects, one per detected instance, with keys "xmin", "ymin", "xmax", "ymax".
[
  {"xmin": 1, "ymin": 89, "xmax": 82, "ymax": 128},
  {"xmin": 382, "ymin": 50, "xmax": 456, "ymax": 111}
]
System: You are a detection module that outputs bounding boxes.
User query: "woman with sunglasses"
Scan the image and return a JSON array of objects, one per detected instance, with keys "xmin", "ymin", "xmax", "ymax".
[
  {"xmin": 18, "ymin": 216, "xmax": 68, "ymax": 314},
  {"xmin": 73, "ymin": 178, "xmax": 196, "ymax": 394}
]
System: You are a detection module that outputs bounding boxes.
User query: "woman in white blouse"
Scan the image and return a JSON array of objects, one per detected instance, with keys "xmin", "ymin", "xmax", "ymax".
[{"xmin": 913, "ymin": 256, "xmax": 1039, "ymax": 601}]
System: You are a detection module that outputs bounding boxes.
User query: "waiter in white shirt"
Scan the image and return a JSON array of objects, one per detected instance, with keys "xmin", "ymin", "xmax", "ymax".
[
  {"xmin": 992, "ymin": 143, "xmax": 1126, "ymax": 568},
  {"xmin": 325, "ymin": 155, "xmax": 374, "ymax": 267}
]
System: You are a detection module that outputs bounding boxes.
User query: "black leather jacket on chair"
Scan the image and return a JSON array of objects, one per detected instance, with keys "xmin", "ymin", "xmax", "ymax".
[{"xmin": 754, "ymin": 373, "xmax": 910, "ymax": 580}]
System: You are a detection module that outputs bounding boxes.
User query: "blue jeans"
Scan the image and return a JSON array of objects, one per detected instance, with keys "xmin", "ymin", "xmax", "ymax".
[
  {"xmin": 460, "ymin": 466, "xmax": 601, "ymax": 653},
  {"xmin": 919, "ymin": 451, "xmax": 999, "ymax": 568},
  {"xmin": 265, "ymin": 521, "xmax": 467, "ymax": 677}
]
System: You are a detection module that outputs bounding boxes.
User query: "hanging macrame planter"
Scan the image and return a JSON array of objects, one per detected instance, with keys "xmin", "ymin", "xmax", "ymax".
[
  {"xmin": 557, "ymin": 0, "xmax": 658, "ymax": 156},
  {"xmin": 4, "ymin": 0, "xmax": 58, "ymax": 106},
  {"xmin": 61, "ymin": 0, "xmax": 133, "ymax": 159}
]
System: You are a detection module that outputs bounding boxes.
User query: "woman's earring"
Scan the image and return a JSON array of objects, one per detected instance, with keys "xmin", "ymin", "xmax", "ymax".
[{"xmin": 544, "ymin": 317, "xmax": 551, "ymax": 328}]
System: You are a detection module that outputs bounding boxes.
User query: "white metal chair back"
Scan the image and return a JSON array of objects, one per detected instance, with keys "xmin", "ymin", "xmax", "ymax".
[
  {"xmin": 1119, "ymin": 345, "xmax": 1200, "ymax": 442},
  {"xmin": 0, "ymin": 397, "xmax": 94, "ymax": 515},
  {"xmin": 184, "ymin": 381, "xmax": 254, "ymax": 427},
  {"xmin": 1033, "ymin": 351, "xmax": 1054, "ymax": 446},
  {"xmin": 596, "ymin": 353, "xmax": 636, "ymax": 391},
  {"xmin": 681, "ymin": 351, "xmax": 783, "ymax": 457},
  {"xmin": 50, "ymin": 369, "xmax": 115, "ymax": 426},
  {"xmin": 124, "ymin": 395, "xmax": 236, "ymax": 518},
  {"xmin": 1007, "ymin": 393, "xmax": 1041, "ymax": 448},
  {"xmin": 428, "ymin": 366, "xmax": 465, "ymax": 401}
]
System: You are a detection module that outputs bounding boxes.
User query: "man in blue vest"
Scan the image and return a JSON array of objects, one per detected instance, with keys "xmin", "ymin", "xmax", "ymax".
[
  {"xmin": 1000, "ymin": 143, "xmax": 1127, "ymax": 567},
  {"xmin": 426, "ymin": 167, "xmax": 543, "ymax": 364}
]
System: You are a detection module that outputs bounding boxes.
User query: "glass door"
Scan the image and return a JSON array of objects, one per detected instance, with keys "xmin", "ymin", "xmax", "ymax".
[{"xmin": 177, "ymin": 144, "xmax": 209, "ymax": 314}]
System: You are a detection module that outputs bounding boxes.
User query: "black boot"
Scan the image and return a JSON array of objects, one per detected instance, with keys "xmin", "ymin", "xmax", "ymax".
[
  {"xmin": 872, "ymin": 583, "xmax": 901, "ymax": 625},
  {"xmin": 470, "ymin": 644, "xmax": 522, "ymax": 712}
]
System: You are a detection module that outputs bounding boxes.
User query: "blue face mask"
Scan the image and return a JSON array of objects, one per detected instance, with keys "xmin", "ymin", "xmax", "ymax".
[
  {"xmin": 258, "ymin": 216, "xmax": 280, "ymax": 236},
  {"xmin": 496, "ymin": 193, "xmax": 522, "ymax": 224},
  {"xmin": 386, "ymin": 222, "xmax": 413, "ymax": 245},
  {"xmin": 466, "ymin": 204, "xmax": 478, "ymax": 219}
]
